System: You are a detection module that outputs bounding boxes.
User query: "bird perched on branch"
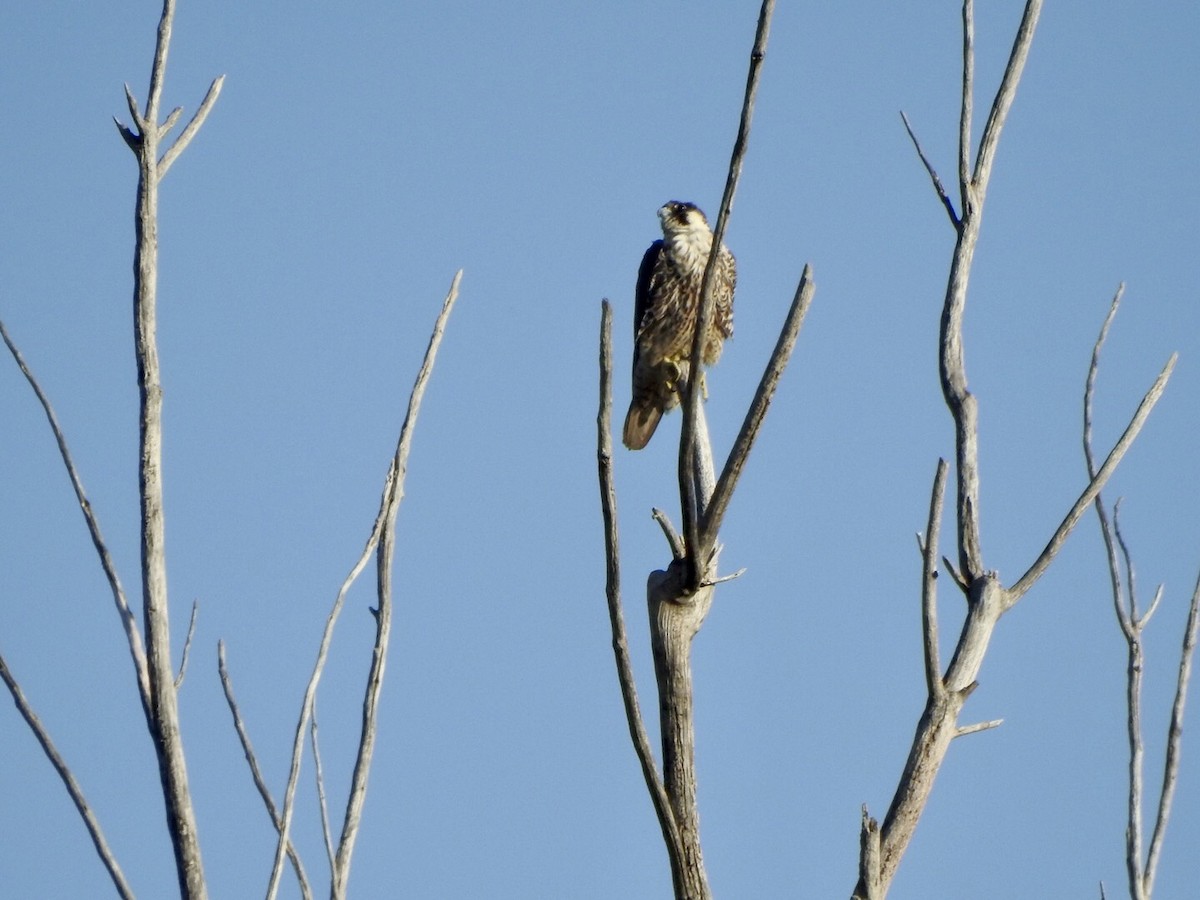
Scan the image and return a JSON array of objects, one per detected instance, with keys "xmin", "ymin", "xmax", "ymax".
[{"xmin": 623, "ymin": 201, "xmax": 736, "ymax": 450}]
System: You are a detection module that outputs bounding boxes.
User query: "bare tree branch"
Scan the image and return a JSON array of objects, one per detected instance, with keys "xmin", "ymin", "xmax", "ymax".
[
  {"xmin": 899, "ymin": 112, "xmax": 959, "ymax": 228},
  {"xmin": 939, "ymin": 0, "xmax": 1043, "ymax": 585},
  {"xmin": 854, "ymin": 807, "xmax": 882, "ymax": 900},
  {"xmin": 958, "ymin": 0, "xmax": 974, "ymax": 209},
  {"xmin": 920, "ymin": 460, "xmax": 949, "ymax": 697},
  {"xmin": 1145, "ymin": 571, "xmax": 1200, "ymax": 896},
  {"xmin": 0, "ymin": 318, "xmax": 151, "ymax": 711},
  {"xmin": 698, "ymin": 264, "xmax": 814, "ymax": 553},
  {"xmin": 0, "ymin": 652, "xmax": 135, "ymax": 900},
  {"xmin": 605, "ymin": 6, "xmax": 822, "ymax": 897},
  {"xmin": 1139, "ymin": 585, "xmax": 1165, "ymax": 631},
  {"xmin": 597, "ymin": 300, "xmax": 687, "ymax": 889},
  {"xmin": 679, "ymin": 0, "xmax": 775, "ymax": 590},
  {"xmin": 955, "ymin": 718, "xmax": 1003, "ymax": 738},
  {"xmin": 1084, "ymin": 287, "xmax": 1135, "ymax": 640},
  {"xmin": 216, "ymin": 642, "xmax": 312, "ymax": 900},
  {"xmin": 940, "ymin": 555, "xmax": 968, "ymax": 594},
  {"xmin": 267, "ymin": 473, "xmax": 390, "ymax": 898},
  {"xmin": 116, "ymin": 2, "xmax": 224, "ymax": 893},
  {"xmin": 854, "ymin": 5, "xmax": 1146, "ymax": 896},
  {"xmin": 122, "ymin": 82, "xmax": 146, "ymax": 134},
  {"xmin": 1082, "ymin": 289, "xmax": 1196, "ymax": 900},
  {"xmin": 174, "ymin": 601, "xmax": 198, "ymax": 689},
  {"xmin": 1007, "ymin": 353, "xmax": 1175, "ymax": 605},
  {"xmin": 330, "ymin": 272, "xmax": 460, "ymax": 898},
  {"xmin": 158, "ymin": 75, "xmax": 225, "ymax": 179},
  {"xmin": 268, "ymin": 272, "xmax": 461, "ymax": 899},
  {"xmin": 311, "ymin": 703, "xmax": 336, "ymax": 874},
  {"xmin": 1113, "ymin": 504, "xmax": 1146, "ymax": 624},
  {"xmin": 971, "ymin": 0, "xmax": 1043, "ymax": 199},
  {"xmin": 652, "ymin": 507, "xmax": 687, "ymax": 562}
]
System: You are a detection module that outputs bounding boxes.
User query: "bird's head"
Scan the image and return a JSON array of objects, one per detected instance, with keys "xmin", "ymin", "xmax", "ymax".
[
  {"xmin": 658, "ymin": 201, "xmax": 714, "ymax": 264},
  {"xmin": 658, "ymin": 201, "xmax": 710, "ymax": 236}
]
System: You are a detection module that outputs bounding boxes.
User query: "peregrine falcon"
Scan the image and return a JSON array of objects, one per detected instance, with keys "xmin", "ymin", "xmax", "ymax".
[{"xmin": 623, "ymin": 201, "xmax": 736, "ymax": 450}]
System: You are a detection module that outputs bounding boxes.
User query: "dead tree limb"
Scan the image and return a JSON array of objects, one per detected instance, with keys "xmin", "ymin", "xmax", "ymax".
[
  {"xmin": 110, "ymin": 1, "xmax": 227, "ymax": 895},
  {"xmin": 216, "ymin": 642, "xmax": 313, "ymax": 900},
  {"xmin": 598, "ymin": 300, "xmax": 687, "ymax": 891},
  {"xmin": 679, "ymin": 0, "xmax": 775, "ymax": 591},
  {"xmin": 598, "ymin": 3, "xmax": 820, "ymax": 895},
  {"xmin": 0, "ymin": 318, "xmax": 151, "ymax": 712},
  {"xmin": 0, "ymin": 652, "xmax": 135, "ymax": 900},
  {"xmin": 4, "ymin": 1, "xmax": 222, "ymax": 891},
  {"xmin": 266, "ymin": 272, "xmax": 461, "ymax": 900},
  {"xmin": 1083, "ymin": 288, "xmax": 1200, "ymax": 900},
  {"xmin": 855, "ymin": 3, "xmax": 1175, "ymax": 896}
]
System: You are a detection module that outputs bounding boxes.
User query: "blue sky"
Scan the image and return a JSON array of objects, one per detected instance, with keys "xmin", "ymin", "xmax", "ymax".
[{"xmin": 2, "ymin": 2, "xmax": 1199, "ymax": 897}]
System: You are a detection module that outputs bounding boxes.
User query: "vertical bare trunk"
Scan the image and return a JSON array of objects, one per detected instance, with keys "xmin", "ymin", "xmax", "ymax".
[
  {"xmin": 649, "ymin": 572, "xmax": 715, "ymax": 900},
  {"xmin": 131, "ymin": 95, "xmax": 208, "ymax": 900}
]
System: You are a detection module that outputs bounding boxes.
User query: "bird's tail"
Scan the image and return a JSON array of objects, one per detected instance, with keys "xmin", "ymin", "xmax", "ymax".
[{"xmin": 622, "ymin": 400, "xmax": 663, "ymax": 450}]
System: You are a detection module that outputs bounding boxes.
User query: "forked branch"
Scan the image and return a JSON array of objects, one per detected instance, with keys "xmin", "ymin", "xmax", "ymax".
[
  {"xmin": 1083, "ymin": 287, "xmax": 1196, "ymax": 900},
  {"xmin": 217, "ymin": 642, "xmax": 313, "ymax": 900},
  {"xmin": 698, "ymin": 264, "xmax": 814, "ymax": 552},
  {"xmin": 856, "ymin": 3, "xmax": 1172, "ymax": 896},
  {"xmin": 599, "ymin": 4, "xmax": 822, "ymax": 895},
  {"xmin": 597, "ymin": 300, "xmax": 687, "ymax": 889},
  {"xmin": 266, "ymin": 272, "xmax": 461, "ymax": 900},
  {"xmin": 116, "ymin": 1, "xmax": 226, "ymax": 895},
  {"xmin": 679, "ymin": 0, "xmax": 776, "ymax": 587}
]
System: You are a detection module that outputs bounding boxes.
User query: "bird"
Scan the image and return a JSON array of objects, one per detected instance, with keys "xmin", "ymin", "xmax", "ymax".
[{"xmin": 623, "ymin": 201, "xmax": 736, "ymax": 450}]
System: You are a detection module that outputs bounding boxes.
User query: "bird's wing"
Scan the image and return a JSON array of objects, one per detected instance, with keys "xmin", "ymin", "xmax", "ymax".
[{"xmin": 633, "ymin": 240, "xmax": 665, "ymax": 374}]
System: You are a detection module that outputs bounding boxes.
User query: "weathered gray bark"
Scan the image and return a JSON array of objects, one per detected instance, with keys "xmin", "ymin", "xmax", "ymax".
[
  {"xmin": 855, "ymin": 3, "xmax": 1175, "ymax": 896},
  {"xmin": 264, "ymin": 273, "xmax": 461, "ymax": 900},
  {"xmin": 113, "ymin": 2, "xmax": 224, "ymax": 896},
  {"xmin": 1084, "ymin": 289, "xmax": 1200, "ymax": 900},
  {"xmin": 595, "ymin": 5, "xmax": 815, "ymax": 891}
]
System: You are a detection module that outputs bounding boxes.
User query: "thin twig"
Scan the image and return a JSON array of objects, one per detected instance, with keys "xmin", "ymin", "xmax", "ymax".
[
  {"xmin": 174, "ymin": 601, "xmax": 198, "ymax": 689},
  {"xmin": 679, "ymin": 0, "xmax": 775, "ymax": 588},
  {"xmin": 122, "ymin": 3, "xmax": 218, "ymax": 894},
  {"xmin": 955, "ymin": 718, "xmax": 1003, "ymax": 738},
  {"xmin": 311, "ymin": 702, "xmax": 336, "ymax": 873},
  {"xmin": 1007, "ymin": 353, "xmax": 1176, "ymax": 605},
  {"xmin": 144, "ymin": 0, "xmax": 176, "ymax": 127},
  {"xmin": 940, "ymin": 0, "xmax": 1043, "ymax": 587},
  {"xmin": 329, "ymin": 272, "xmax": 460, "ymax": 899},
  {"xmin": 1144, "ymin": 570, "xmax": 1200, "ymax": 895},
  {"xmin": 941, "ymin": 555, "xmax": 968, "ymax": 593},
  {"xmin": 270, "ymin": 274, "xmax": 460, "ymax": 900},
  {"xmin": 1140, "ymin": 585, "xmax": 1165, "ymax": 631},
  {"xmin": 0, "ymin": 652, "xmax": 135, "ymax": 900},
  {"xmin": 1084, "ymin": 287, "xmax": 1134, "ymax": 639},
  {"xmin": 0, "ymin": 319, "xmax": 151, "ymax": 711},
  {"xmin": 970, "ymin": 0, "xmax": 1043, "ymax": 199},
  {"xmin": 216, "ymin": 642, "xmax": 313, "ymax": 900},
  {"xmin": 652, "ymin": 508, "xmax": 687, "ymax": 562},
  {"xmin": 958, "ymin": 0, "xmax": 975, "ymax": 209},
  {"xmin": 597, "ymin": 300, "xmax": 686, "ymax": 880},
  {"xmin": 700, "ymin": 568, "xmax": 746, "ymax": 588},
  {"xmin": 698, "ymin": 264, "xmax": 814, "ymax": 553},
  {"xmin": 267, "ymin": 488, "xmax": 386, "ymax": 898},
  {"xmin": 1113, "ymin": 502, "xmax": 1142, "ymax": 623},
  {"xmin": 921, "ymin": 460, "xmax": 949, "ymax": 696},
  {"xmin": 859, "ymin": 6, "xmax": 1051, "ymax": 894},
  {"xmin": 123, "ymin": 83, "xmax": 146, "ymax": 133},
  {"xmin": 900, "ymin": 111, "xmax": 959, "ymax": 228},
  {"xmin": 158, "ymin": 75, "xmax": 225, "ymax": 179}
]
